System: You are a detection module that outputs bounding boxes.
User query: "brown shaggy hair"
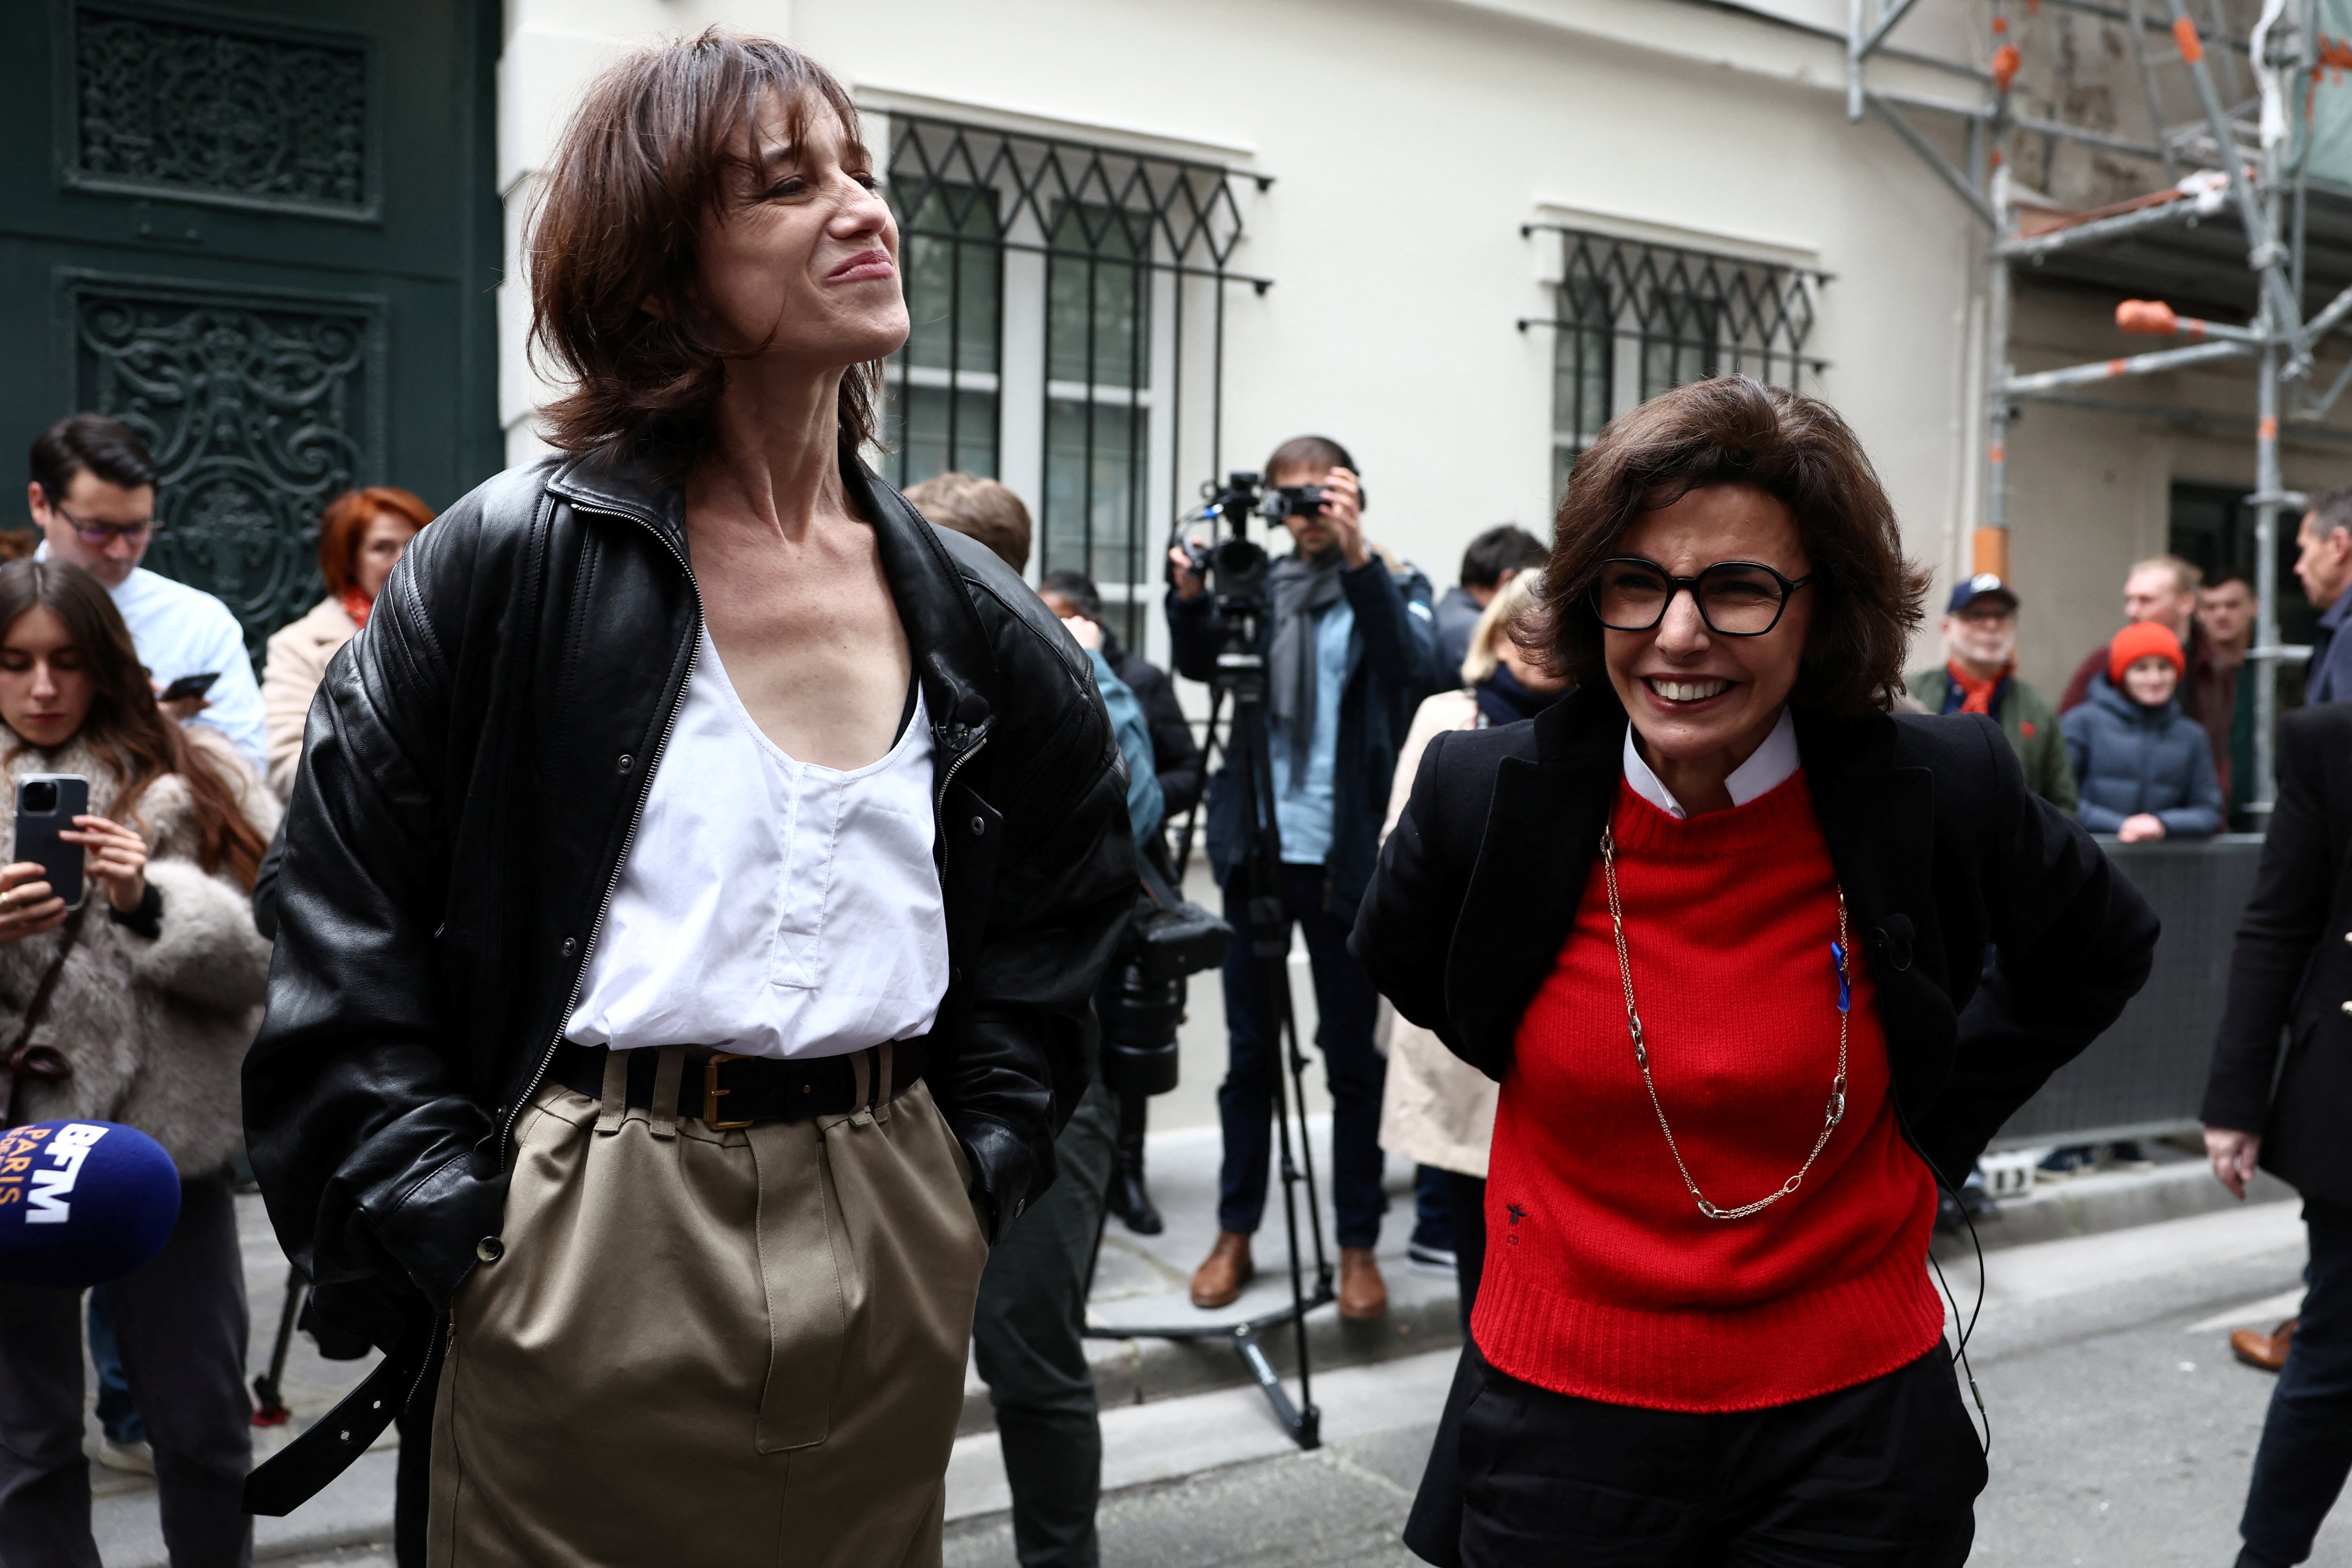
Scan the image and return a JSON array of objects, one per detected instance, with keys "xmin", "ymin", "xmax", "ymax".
[
  {"xmin": 0, "ymin": 561, "xmax": 267, "ymax": 889},
  {"xmin": 317, "ymin": 486, "xmax": 434, "ymax": 599},
  {"xmin": 527, "ymin": 29, "xmax": 880, "ymax": 481},
  {"xmin": 1524, "ymin": 377, "xmax": 1929, "ymax": 716}
]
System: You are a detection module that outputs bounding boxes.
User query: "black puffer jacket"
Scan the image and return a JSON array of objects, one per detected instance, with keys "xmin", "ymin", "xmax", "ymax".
[{"xmin": 245, "ymin": 445, "xmax": 1135, "ymax": 1339}]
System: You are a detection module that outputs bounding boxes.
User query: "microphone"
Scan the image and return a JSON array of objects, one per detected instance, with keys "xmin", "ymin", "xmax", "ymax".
[{"xmin": 0, "ymin": 1121, "xmax": 181, "ymax": 1289}]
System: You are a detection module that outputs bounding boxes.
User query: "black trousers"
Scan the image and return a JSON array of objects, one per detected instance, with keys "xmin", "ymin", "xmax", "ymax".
[
  {"xmin": 1446, "ymin": 1172, "xmax": 1487, "ymax": 1334},
  {"xmin": 1405, "ymin": 1340, "xmax": 1985, "ymax": 1568},
  {"xmin": 971, "ymin": 1078, "xmax": 1120, "ymax": 1568},
  {"xmin": 0, "ymin": 1171, "xmax": 253, "ymax": 1568},
  {"xmin": 1216, "ymin": 862, "xmax": 1387, "ymax": 1248},
  {"xmin": 2238, "ymin": 1196, "xmax": 2352, "ymax": 1568}
]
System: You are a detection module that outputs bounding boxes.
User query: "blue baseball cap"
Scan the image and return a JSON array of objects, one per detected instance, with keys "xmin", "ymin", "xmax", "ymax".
[{"xmin": 1946, "ymin": 573, "xmax": 2019, "ymax": 616}]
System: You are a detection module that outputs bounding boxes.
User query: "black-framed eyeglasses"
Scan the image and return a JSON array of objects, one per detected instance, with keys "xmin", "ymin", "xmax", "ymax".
[
  {"xmin": 1590, "ymin": 557, "xmax": 1816, "ymax": 637},
  {"xmin": 51, "ymin": 504, "xmax": 154, "ymax": 548}
]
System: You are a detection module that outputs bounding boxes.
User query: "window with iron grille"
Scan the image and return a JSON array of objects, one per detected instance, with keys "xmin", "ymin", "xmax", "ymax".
[
  {"xmin": 882, "ymin": 113, "xmax": 1260, "ymax": 648},
  {"xmin": 1523, "ymin": 228, "xmax": 1829, "ymax": 501}
]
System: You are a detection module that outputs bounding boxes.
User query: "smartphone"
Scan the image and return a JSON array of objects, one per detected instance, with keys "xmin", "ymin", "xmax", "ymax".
[
  {"xmin": 159, "ymin": 671, "xmax": 220, "ymax": 703},
  {"xmin": 14, "ymin": 776, "xmax": 90, "ymax": 909}
]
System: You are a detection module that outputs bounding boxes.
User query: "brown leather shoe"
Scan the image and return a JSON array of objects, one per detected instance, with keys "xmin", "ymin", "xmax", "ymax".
[
  {"xmin": 1190, "ymin": 1229, "xmax": 1254, "ymax": 1309},
  {"xmin": 1338, "ymin": 1247, "xmax": 1389, "ymax": 1320},
  {"xmin": 2232, "ymin": 1317, "xmax": 2297, "ymax": 1373}
]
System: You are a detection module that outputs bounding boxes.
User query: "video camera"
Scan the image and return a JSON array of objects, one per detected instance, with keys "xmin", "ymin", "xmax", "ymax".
[
  {"xmin": 1169, "ymin": 464, "xmax": 1369, "ymax": 604},
  {"xmin": 1170, "ymin": 470, "xmax": 1275, "ymax": 606},
  {"xmin": 1098, "ymin": 874, "xmax": 1231, "ymax": 1100}
]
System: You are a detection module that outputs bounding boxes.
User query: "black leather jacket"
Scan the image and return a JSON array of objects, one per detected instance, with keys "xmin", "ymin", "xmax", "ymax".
[{"xmin": 244, "ymin": 446, "xmax": 1135, "ymax": 1340}]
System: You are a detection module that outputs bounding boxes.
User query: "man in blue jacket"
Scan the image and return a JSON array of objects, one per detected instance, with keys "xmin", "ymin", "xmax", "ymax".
[{"xmin": 1166, "ymin": 436, "xmax": 1437, "ymax": 1320}]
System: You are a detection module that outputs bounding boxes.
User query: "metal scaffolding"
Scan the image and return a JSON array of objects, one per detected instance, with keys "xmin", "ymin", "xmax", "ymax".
[{"xmin": 1847, "ymin": 0, "xmax": 2352, "ymax": 818}]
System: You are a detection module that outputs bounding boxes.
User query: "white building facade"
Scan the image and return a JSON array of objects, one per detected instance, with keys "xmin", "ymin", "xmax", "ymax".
[{"xmin": 496, "ymin": 0, "xmax": 2352, "ymax": 694}]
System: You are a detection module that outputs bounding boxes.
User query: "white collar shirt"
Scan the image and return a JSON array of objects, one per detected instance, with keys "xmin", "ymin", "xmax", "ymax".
[
  {"xmin": 563, "ymin": 629, "xmax": 949, "ymax": 1059},
  {"xmin": 1621, "ymin": 706, "xmax": 1800, "ymax": 820}
]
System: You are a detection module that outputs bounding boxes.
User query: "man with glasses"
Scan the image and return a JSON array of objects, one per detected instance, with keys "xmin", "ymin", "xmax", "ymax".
[
  {"xmin": 24, "ymin": 414, "xmax": 265, "ymax": 774},
  {"xmin": 1904, "ymin": 573, "xmax": 2077, "ymax": 814}
]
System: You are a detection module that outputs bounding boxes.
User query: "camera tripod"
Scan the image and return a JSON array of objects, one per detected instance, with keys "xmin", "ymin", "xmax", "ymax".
[{"xmin": 1082, "ymin": 480, "xmax": 1335, "ymax": 1451}]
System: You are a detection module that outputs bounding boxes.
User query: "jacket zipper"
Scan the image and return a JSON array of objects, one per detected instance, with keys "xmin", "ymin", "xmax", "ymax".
[
  {"xmin": 934, "ymin": 724, "xmax": 992, "ymax": 908},
  {"xmin": 497, "ymin": 503, "xmax": 702, "ymax": 1166}
]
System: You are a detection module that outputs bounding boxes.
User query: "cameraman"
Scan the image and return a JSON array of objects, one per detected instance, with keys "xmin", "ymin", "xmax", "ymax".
[{"xmin": 1166, "ymin": 435, "xmax": 1438, "ymax": 1320}]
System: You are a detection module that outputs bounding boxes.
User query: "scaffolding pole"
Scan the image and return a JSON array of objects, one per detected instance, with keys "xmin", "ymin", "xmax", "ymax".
[{"xmin": 1847, "ymin": 0, "xmax": 2318, "ymax": 820}]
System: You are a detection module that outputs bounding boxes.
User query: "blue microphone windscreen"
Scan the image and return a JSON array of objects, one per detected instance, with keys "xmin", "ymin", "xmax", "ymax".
[{"xmin": 0, "ymin": 1121, "xmax": 182, "ymax": 1289}]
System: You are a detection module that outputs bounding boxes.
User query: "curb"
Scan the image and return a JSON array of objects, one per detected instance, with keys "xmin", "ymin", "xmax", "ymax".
[
  {"xmin": 955, "ymin": 1160, "xmax": 2302, "ymax": 1436},
  {"xmin": 958, "ymin": 1284, "xmax": 1464, "ymax": 1437},
  {"xmin": 1931, "ymin": 1158, "xmax": 2298, "ymax": 1258}
]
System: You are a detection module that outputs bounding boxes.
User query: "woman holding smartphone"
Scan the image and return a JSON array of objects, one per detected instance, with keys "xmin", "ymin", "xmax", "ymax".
[{"xmin": 0, "ymin": 558, "xmax": 276, "ymax": 1566}]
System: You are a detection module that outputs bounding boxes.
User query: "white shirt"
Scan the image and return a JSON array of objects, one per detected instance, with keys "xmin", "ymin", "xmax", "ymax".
[
  {"xmin": 564, "ymin": 629, "xmax": 950, "ymax": 1059},
  {"xmin": 35, "ymin": 549, "xmax": 268, "ymax": 775},
  {"xmin": 1622, "ymin": 707, "xmax": 1800, "ymax": 820}
]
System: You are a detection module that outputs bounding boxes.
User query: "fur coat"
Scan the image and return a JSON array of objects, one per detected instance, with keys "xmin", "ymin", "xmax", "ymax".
[{"xmin": 1, "ymin": 729, "xmax": 278, "ymax": 1174}]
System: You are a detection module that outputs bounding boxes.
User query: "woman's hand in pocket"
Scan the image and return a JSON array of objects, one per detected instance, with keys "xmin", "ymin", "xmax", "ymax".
[
  {"xmin": 0, "ymin": 862, "xmax": 66, "ymax": 943},
  {"xmin": 63, "ymin": 816, "xmax": 147, "ymax": 914}
]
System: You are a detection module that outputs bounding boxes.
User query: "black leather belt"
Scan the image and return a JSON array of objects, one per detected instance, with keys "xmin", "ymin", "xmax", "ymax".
[{"xmin": 549, "ymin": 1038, "xmax": 928, "ymax": 1128}]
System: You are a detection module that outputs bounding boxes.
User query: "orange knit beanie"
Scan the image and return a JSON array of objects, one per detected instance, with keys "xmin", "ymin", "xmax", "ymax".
[{"xmin": 2108, "ymin": 621, "xmax": 2185, "ymax": 685}]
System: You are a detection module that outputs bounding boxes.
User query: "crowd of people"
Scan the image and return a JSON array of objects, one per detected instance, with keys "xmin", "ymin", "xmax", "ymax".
[{"xmin": 6, "ymin": 27, "xmax": 2352, "ymax": 1568}]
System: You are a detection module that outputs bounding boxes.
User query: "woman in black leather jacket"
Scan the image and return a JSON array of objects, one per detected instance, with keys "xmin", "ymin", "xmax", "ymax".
[{"xmin": 240, "ymin": 31, "xmax": 1133, "ymax": 1563}]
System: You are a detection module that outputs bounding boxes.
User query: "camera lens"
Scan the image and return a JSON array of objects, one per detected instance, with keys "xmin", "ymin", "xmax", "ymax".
[{"xmin": 22, "ymin": 781, "xmax": 56, "ymax": 813}]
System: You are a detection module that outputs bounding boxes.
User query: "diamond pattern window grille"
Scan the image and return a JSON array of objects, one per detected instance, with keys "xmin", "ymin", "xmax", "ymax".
[
  {"xmin": 883, "ymin": 112, "xmax": 1260, "ymax": 646},
  {"xmin": 1524, "ymin": 228, "xmax": 1829, "ymax": 501}
]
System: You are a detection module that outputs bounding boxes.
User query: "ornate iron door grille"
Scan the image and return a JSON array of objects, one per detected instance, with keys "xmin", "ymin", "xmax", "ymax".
[
  {"xmin": 1521, "ymin": 227, "xmax": 1830, "ymax": 499},
  {"xmin": 56, "ymin": 0, "xmax": 381, "ymax": 222},
  {"xmin": 883, "ymin": 112, "xmax": 1265, "ymax": 646},
  {"xmin": 58, "ymin": 270, "xmax": 387, "ymax": 658}
]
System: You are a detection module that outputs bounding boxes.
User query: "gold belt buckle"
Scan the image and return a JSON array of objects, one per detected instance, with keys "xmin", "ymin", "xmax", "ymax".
[{"xmin": 703, "ymin": 1052, "xmax": 754, "ymax": 1130}]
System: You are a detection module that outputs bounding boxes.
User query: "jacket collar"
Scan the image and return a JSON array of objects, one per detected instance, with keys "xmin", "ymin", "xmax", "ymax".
[
  {"xmin": 542, "ymin": 440, "xmax": 996, "ymax": 737},
  {"xmin": 544, "ymin": 445, "xmax": 687, "ymax": 557},
  {"xmin": 842, "ymin": 453, "xmax": 996, "ymax": 737}
]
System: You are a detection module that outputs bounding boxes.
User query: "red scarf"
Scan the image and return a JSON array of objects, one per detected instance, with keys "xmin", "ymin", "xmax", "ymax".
[
  {"xmin": 338, "ymin": 588, "xmax": 374, "ymax": 631},
  {"xmin": 1945, "ymin": 660, "xmax": 2010, "ymax": 716}
]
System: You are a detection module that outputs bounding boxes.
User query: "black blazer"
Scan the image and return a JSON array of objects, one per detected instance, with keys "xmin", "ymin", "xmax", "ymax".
[
  {"xmin": 2202, "ymin": 703, "xmax": 2352, "ymax": 1204},
  {"xmin": 1348, "ymin": 684, "xmax": 2161, "ymax": 1187}
]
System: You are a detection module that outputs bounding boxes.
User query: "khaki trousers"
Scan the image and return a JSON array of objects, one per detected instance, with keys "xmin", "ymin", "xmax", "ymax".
[{"xmin": 428, "ymin": 1048, "xmax": 989, "ymax": 1568}]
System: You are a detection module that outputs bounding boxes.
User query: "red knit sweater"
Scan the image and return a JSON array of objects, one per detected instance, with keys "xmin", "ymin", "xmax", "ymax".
[{"xmin": 1471, "ymin": 772, "xmax": 1945, "ymax": 1412}]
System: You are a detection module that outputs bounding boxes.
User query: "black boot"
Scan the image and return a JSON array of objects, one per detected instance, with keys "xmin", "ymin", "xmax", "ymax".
[{"xmin": 1108, "ymin": 1090, "xmax": 1163, "ymax": 1235}]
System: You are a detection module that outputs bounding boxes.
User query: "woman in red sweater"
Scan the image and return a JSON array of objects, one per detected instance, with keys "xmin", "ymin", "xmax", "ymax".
[{"xmin": 1352, "ymin": 377, "xmax": 2159, "ymax": 1567}]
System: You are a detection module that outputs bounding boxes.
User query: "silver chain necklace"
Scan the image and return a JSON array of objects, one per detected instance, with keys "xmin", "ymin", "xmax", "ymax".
[{"xmin": 1597, "ymin": 824, "xmax": 1851, "ymax": 1221}]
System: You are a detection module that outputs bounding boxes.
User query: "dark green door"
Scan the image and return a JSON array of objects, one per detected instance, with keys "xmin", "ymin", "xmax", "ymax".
[{"xmin": 0, "ymin": 0, "xmax": 502, "ymax": 658}]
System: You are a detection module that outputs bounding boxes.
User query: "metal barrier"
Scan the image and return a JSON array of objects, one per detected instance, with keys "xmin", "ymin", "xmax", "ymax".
[{"xmin": 1984, "ymin": 835, "xmax": 2265, "ymax": 1151}]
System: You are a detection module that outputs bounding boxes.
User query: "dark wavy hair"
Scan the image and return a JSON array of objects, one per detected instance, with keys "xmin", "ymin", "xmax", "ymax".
[
  {"xmin": 0, "ymin": 561, "xmax": 267, "ymax": 889},
  {"xmin": 1521, "ymin": 376, "xmax": 1929, "ymax": 716},
  {"xmin": 526, "ymin": 29, "xmax": 880, "ymax": 481}
]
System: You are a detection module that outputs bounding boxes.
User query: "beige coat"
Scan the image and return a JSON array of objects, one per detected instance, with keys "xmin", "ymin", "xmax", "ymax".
[
  {"xmin": 262, "ymin": 596, "xmax": 359, "ymax": 801},
  {"xmin": 1375, "ymin": 688, "xmax": 1500, "ymax": 1178}
]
